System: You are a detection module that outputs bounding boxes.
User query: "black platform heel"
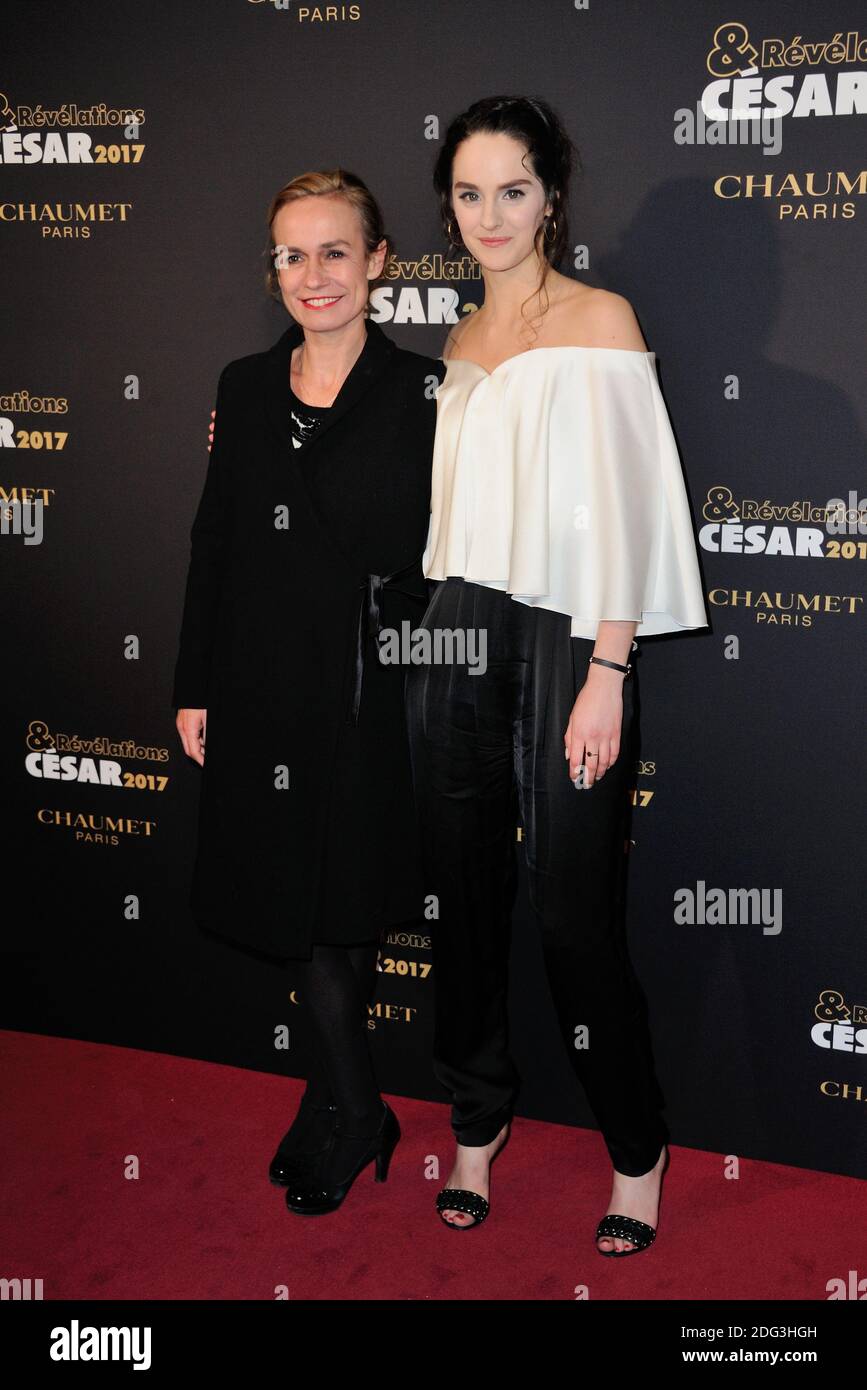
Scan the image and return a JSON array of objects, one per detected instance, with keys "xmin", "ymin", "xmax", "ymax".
[
  {"xmin": 285, "ymin": 1100, "xmax": 400, "ymax": 1215},
  {"xmin": 268, "ymin": 1096, "xmax": 337, "ymax": 1186}
]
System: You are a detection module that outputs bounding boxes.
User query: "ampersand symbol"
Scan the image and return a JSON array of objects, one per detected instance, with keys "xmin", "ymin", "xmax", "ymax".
[
  {"xmin": 814, "ymin": 990, "xmax": 849, "ymax": 1023},
  {"xmin": 702, "ymin": 486, "xmax": 739, "ymax": 523},
  {"xmin": 706, "ymin": 23, "xmax": 759, "ymax": 78},
  {"xmin": 26, "ymin": 719, "xmax": 55, "ymax": 751}
]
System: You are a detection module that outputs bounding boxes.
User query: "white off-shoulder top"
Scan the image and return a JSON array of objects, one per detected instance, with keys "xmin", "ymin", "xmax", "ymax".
[{"xmin": 422, "ymin": 345, "xmax": 709, "ymax": 640}]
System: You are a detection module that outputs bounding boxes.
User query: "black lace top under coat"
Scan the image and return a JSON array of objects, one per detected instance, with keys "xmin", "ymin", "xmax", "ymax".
[{"xmin": 288, "ymin": 377, "xmax": 331, "ymax": 450}]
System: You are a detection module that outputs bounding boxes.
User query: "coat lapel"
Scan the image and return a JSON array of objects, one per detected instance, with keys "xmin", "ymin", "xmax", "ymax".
[{"xmin": 264, "ymin": 314, "xmax": 396, "ymax": 459}]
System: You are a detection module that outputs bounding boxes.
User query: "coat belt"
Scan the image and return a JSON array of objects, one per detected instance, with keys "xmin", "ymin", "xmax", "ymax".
[{"xmin": 349, "ymin": 554, "xmax": 426, "ymax": 725}]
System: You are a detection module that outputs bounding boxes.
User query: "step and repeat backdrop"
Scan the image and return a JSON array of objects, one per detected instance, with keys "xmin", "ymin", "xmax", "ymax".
[{"xmin": 2, "ymin": 1, "xmax": 864, "ymax": 1179}]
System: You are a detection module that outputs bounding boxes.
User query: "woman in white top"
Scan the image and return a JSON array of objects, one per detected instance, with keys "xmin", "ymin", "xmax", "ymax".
[{"xmin": 405, "ymin": 96, "xmax": 708, "ymax": 1254}]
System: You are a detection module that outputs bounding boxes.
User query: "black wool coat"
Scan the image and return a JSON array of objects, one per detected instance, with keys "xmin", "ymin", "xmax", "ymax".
[{"xmin": 171, "ymin": 316, "xmax": 445, "ymax": 959}]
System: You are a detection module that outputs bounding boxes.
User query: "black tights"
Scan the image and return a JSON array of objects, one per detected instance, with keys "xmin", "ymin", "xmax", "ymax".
[{"xmin": 298, "ymin": 939, "xmax": 383, "ymax": 1135}]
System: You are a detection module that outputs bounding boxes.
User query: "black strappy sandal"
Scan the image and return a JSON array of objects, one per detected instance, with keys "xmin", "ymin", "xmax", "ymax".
[
  {"xmin": 594, "ymin": 1213, "xmax": 656, "ymax": 1256},
  {"xmin": 435, "ymin": 1121, "xmax": 510, "ymax": 1230},
  {"xmin": 435, "ymin": 1186, "xmax": 489, "ymax": 1229},
  {"xmin": 594, "ymin": 1144, "xmax": 669, "ymax": 1256}
]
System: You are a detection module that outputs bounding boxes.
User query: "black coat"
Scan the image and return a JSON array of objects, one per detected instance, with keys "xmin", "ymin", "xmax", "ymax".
[{"xmin": 171, "ymin": 317, "xmax": 445, "ymax": 959}]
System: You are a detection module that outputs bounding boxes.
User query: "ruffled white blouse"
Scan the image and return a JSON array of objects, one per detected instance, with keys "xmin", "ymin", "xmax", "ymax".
[{"xmin": 422, "ymin": 345, "xmax": 709, "ymax": 640}]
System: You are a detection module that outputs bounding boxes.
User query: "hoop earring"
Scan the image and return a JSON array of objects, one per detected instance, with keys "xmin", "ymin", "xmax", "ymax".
[
  {"xmin": 446, "ymin": 217, "xmax": 463, "ymax": 247},
  {"xmin": 543, "ymin": 215, "xmax": 558, "ymax": 244}
]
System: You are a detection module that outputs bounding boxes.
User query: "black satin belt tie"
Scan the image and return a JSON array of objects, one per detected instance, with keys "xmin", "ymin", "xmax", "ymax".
[{"xmin": 348, "ymin": 553, "xmax": 426, "ymax": 725}]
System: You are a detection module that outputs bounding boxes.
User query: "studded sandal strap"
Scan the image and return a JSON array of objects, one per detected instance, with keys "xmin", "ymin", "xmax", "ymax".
[
  {"xmin": 595, "ymin": 1213, "xmax": 656, "ymax": 1246},
  {"xmin": 436, "ymin": 1187, "xmax": 489, "ymax": 1222}
]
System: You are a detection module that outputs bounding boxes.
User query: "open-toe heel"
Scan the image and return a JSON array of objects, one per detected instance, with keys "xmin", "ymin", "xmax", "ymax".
[
  {"xmin": 435, "ymin": 1121, "xmax": 510, "ymax": 1230},
  {"xmin": 435, "ymin": 1187, "xmax": 489, "ymax": 1228},
  {"xmin": 594, "ymin": 1213, "xmax": 656, "ymax": 1256},
  {"xmin": 594, "ymin": 1144, "xmax": 669, "ymax": 1256}
]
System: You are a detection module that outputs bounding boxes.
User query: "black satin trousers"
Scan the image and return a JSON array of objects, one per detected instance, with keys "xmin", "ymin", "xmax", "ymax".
[{"xmin": 404, "ymin": 577, "xmax": 669, "ymax": 1176}]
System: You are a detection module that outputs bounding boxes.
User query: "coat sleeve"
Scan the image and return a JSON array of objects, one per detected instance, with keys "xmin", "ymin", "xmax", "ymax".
[{"xmin": 170, "ymin": 364, "xmax": 233, "ymax": 710}]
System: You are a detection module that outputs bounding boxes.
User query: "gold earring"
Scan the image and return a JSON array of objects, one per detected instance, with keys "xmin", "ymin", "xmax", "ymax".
[
  {"xmin": 447, "ymin": 217, "xmax": 463, "ymax": 246},
  {"xmin": 543, "ymin": 215, "xmax": 558, "ymax": 244}
]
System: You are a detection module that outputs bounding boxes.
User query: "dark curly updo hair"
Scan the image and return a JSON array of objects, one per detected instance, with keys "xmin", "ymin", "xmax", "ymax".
[{"xmin": 433, "ymin": 95, "xmax": 579, "ymax": 338}]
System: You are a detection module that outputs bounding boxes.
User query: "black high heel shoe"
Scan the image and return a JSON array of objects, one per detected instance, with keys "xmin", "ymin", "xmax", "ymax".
[
  {"xmin": 594, "ymin": 1144, "xmax": 670, "ymax": 1257},
  {"xmin": 268, "ymin": 1095, "xmax": 337, "ymax": 1186},
  {"xmin": 285, "ymin": 1100, "xmax": 400, "ymax": 1216},
  {"xmin": 435, "ymin": 1121, "xmax": 511, "ymax": 1230}
]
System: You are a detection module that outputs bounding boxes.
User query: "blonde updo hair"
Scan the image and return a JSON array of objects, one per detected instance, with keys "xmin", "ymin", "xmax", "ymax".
[{"xmin": 264, "ymin": 168, "xmax": 394, "ymax": 302}]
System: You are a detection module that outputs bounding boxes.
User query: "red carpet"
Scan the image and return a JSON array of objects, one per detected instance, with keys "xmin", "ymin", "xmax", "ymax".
[{"xmin": 2, "ymin": 1029, "xmax": 863, "ymax": 1301}]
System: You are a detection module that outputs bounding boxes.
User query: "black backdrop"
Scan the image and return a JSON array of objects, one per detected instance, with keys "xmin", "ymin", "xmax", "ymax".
[{"xmin": 2, "ymin": 1, "xmax": 865, "ymax": 1180}]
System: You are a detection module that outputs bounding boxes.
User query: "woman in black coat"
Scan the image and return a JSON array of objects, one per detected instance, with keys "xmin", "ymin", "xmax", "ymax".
[{"xmin": 172, "ymin": 169, "xmax": 444, "ymax": 1215}]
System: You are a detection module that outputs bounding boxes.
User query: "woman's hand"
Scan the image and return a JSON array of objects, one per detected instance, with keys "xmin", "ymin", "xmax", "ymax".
[
  {"xmin": 176, "ymin": 708, "xmax": 207, "ymax": 766},
  {"xmin": 207, "ymin": 408, "xmax": 215, "ymax": 452},
  {"xmin": 563, "ymin": 666, "xmax": 625, "ymax": 788}
]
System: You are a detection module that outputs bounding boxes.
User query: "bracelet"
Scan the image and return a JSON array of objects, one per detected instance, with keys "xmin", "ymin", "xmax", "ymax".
[
  {"xmin": 589, "ymin": 639, "xmax": 636, "ymax": 678},
  {"xmin": 589, "ymin": 656, "xmax": 632, "ymax": 677}
]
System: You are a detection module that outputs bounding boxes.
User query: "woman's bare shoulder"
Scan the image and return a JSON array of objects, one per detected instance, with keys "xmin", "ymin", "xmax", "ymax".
[
  {"xmin": 441, "ymin": 310, "xmax": 481, "ymax": 362},
  {"xmin": 559, "ymin": 286, "xmax": 648, "ymax": 352}
]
